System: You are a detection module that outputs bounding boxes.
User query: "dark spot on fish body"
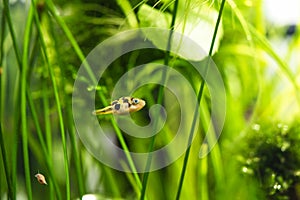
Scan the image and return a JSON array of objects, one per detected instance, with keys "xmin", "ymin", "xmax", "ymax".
[
  {"xmin": 114, "ymin": 103, "xmax": 121, "ymax": 110},
  {"xmin": 123, "ymin": 98, "xmax": 129, "ymax": 103},
  {"xmin": 111, "ymin": 100, "xmax": 118, "ymax": 106}
]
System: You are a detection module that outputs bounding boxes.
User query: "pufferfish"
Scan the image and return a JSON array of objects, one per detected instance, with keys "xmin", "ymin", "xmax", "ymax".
[{"xmin": 93, "ymin": 97, "xmax": 146, "ymax": 115}]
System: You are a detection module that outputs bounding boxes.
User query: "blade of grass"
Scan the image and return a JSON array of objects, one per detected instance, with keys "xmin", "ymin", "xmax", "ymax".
[
  {"xmin": 249, "ymin": 25, "xmax": 300, "ymax": 104},
  {"xmin": 44, "ymin": 0, "xmax": 143, "ymax": 191},
  {"xmin": 27, "ymin": 84, "xmax": 62, "ymax": 199},
  {"xmin": 110, "ymin": 116, "xmax": 142, "ymax": 189},
  {"xmin": 3, "ymin": 3, "xmax": 62, "ymax": 199},
  {"xmin": 116, "ymin": 0, "xmax": 138, "ymax": 28},
  {"xmin": 21, "ymin": 5, "xmax": 34, "ymax": 200},
  {"xmin": 0, "ymin": 125, "xmax": 14, "ymax": 199},
  {"xmin": 39, "ymin": 0, "xmax": 142, "ymax": 196},
  {"xmin": 227, "ymin": 0, "xmax": 300, "ymax": 116},
  {"xmin": 47, "ymin": 6, "xmax": 85, "ymax": 196},
  {"xmin": 198, "ymin": 143, "xmax": 208, "ymax": 200},
  {"xmin": 140, "ymin": 0, "xmax": 180, "ymax": 199},
  {"xmin": 44, "ymin": 0, "xmax": 97, "ymax": 86},
  {"xmin": 0, "ymin": 9, "xmax": 15, "ymax": 200},
  {"xmin": 2, "ymin": 0, "xmax": 22, "ymax": 67},
  {"xmin": 2, "ymin": 2, "xmax": 31, "ymax": 199},
  {"xmin": 175, "ymin": 0, "xmax": 226, "ymax": 199},
  {"xmin": 66, "ymin": 97, "xmax": 86, "ymax": 197},
  {"xmin": 2, "ymin": 2, "xmax": 27, "ymax": 198},
  {"xmin": 29, "ymin": 1, "xmax": 72, "ymax": 198},
  {"xmin": 102, "ymin": 166, "xmax": 122, "ymax": 196},
  {"xmin": 0, "ymin": 10, "xmax": 5, "ymax": 64},
  {"xmin": 27, "ymin": 2, "xmax": 67, "ymax": 199},
  {"xmin": 41, "ymin": 70, "xmax": 55, "ymax": 200},
  {"xmin": 32, "ymin": 11, "xmax": 71, "ymax": 200},
  {"xmin": 2, "ymin": 2, "xmax": 62, "ymax": 199},
  {"xmin": 45, "ymin": 34, "xmax": 71, "ymax": 200},
  {"xmin": 200, "ymin": 96, "xmax": 224, "ymax": 184}
]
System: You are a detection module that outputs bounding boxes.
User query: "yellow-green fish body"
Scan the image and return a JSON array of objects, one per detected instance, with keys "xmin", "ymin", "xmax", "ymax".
[{"xmin": 93, "ymin": 97, "xmax": 146, "ymax": 115}]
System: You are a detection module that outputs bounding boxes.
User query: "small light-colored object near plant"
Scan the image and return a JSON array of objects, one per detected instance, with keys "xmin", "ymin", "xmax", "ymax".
[{"xmin": 35, "ymin": 173, "xmax": 47, "ymax": 185}]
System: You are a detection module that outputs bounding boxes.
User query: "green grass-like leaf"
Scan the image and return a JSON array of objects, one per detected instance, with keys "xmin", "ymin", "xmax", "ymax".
[{"xmin": 1, "ymin": 0, "xmax": 300, "ymax": 199}]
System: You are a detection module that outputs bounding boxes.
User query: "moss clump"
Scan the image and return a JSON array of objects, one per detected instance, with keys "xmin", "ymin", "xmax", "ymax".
[{"xmin": 240, "ymin": 122, "xmax": 300, "ymax": 200}]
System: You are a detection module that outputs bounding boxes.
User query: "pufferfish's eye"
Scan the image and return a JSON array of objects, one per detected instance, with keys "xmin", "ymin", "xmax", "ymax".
[{"xmin": 132, "ymin": 98, "xmax": 139, "ymax": 105}]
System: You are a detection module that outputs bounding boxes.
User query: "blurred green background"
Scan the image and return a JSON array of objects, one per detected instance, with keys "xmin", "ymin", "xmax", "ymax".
[{"xmin": 1, "ymin": 0, "xmax": 300, "ymax": 199}]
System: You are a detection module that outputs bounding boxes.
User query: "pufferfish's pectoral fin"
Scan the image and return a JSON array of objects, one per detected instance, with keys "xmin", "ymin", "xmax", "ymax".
[{"xmin": 93, "ymin": 106, "xmax": 113, "ymax": 115}]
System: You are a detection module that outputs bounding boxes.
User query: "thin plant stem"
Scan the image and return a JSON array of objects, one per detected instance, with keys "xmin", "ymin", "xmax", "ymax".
[
  {"xmin": 0, "ymin": 125, "xmax": 14, "ymax": 199},
  {"xmin": 47, "ymin": 43, "xmax": 71, "ymax": 200},
  {"xmin": 2, "ymin": 2, "xmax": 62, "ymax": 199},
  {"xmin": 2, "ymin": 4, "xmax": 24, "ymax": 199},
  {"xmin": 66, "ymin": 92, "xmax": 86, "ymax": 197},
  {"xmin": 140, "ymin": 0, "xmax": 180, "ymax": 199},
  {"xmin": 28, "ymin": 1, "xmax": 67, "ymax": 199},
  {"xmin": 0, "ymin": 10, "xmax": 15, "ymax": 200},
  {"xmin": 48, "ymin": 5, "xmax": 87, "ymax": 196},
  {"xmin": 44, "ymin": 0, "xmax": 97, "ymax": 85},
  {"xmin": 41, "ymin": 73, "xmax": 55, "ymax": 199},
  {"xmin": 2, "ymin": 3, "xmax": 31, "ymax": 200},
  {"xmin": 111, "ymin": 117, "xmax": 142, "ymax": 189},
  {"xmin": 200, "ymin": 96, "xmax": 224, "ymax": 184},
  {"xmin": 199, "ymin": 147, "xmax": 208, "ymax": 200},
  {"xmin": 44, "ymin": 0, "xmax": 142, "ymax": 189},
  {"xmin": 0, "ymin": 11, "xmax": 5, "ymax": 64},
  {"xmin": 2, "ymin": 2, "xmax": 24, "ymax": 198},
  {"xmin": 30, "ymin": 1, "xmax": 71, "ymax": 198},
  {"xmin": 248, "ymin": 25, "xmax": 300, "ymax": 104},
  {"xmin": 21, "ymin": 5, "xmax": 34, "ymax": 200},
  {"xmin": 26, "ymin": 86, "xmax": 62, "ymax": 200},
  {"xmin": 2, "ymin": 0, "xmax": 22, "ymax": 67},
  {"xmin": 26, "ymin": 88, "xmax": 48, "ymax": 156},
  {"xmin": 175, "ymin": 0, "xmax": 226, "ymax": 199},
  {"xmin": 116, "ymin": 0, "xmax": 138, "ymax": 28},
  {"xmin": 11, "ymin": 77, "xmax": 20, "ymax": 200}
]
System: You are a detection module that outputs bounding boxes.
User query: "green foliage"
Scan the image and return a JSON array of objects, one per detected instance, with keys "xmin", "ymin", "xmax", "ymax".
[
  {"xmin": 137, "ymin": 3, "xmax": 223, "ymax": 60},
  {"xmin": 239, "ymin": 122, "xmax": 300, "ymax": 199},
  {"xmin": 1, "ymin": 0, "xmax": 300, "ymax": 199}
]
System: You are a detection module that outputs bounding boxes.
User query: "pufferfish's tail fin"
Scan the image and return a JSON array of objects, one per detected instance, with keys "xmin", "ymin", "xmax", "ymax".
[{"xmin": 93, "ymin": 106, "xmax": 113, "ymax": 115}]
